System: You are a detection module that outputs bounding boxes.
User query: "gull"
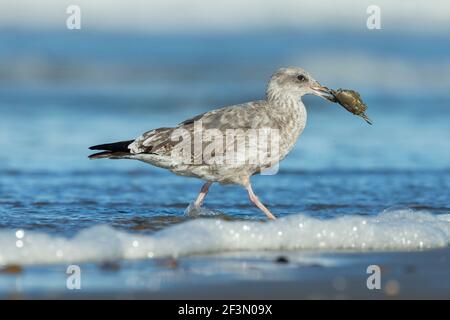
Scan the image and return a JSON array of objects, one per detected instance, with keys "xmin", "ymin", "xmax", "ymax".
[{"xmin": 89, "ymin": 67, "xmax": 333, "ymax": 220}]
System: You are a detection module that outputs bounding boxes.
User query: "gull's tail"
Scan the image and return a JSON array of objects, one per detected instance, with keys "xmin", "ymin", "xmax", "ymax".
[{"xmin": 88, "ymin": 140, "xmax": 134, "ymax": 159}]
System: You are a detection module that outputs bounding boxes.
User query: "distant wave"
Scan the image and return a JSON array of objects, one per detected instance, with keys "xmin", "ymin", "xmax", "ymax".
[
  {"xmin": 0, "ymin": 209, "xmax": 449, "ymax": 266},
  {"xmin": 0, "ymin": 31, "xmax": 449, "ymax": 92},
  {"xmin": 1, "ymin": 53, "xmax": 449, "ymax": 94}
]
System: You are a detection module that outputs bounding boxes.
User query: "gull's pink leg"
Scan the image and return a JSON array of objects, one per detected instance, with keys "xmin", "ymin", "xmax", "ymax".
[
  {"xmin": 245, "ymin": 183, "xmax": 277, "ymax": 220},
  {"xmin": 194, "ymin": 181, "xmax": 213, "ymax": 207}
]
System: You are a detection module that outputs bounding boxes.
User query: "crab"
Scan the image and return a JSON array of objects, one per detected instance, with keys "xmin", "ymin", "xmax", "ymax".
[{"xmin": 324, "ymin": 88, "xmax": 372, "ymax": 125}]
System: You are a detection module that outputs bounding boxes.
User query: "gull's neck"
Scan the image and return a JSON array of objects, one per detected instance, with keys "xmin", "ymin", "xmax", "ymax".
[
  {"xmin": 263, "ymin": 82, "xmax": 308, "ymax": 159},
  {"xmin": 266, "ymin": 83, "xmax": 305, "ymax": 109},
  {"xmin": 266, "ymin": 87, "xmax": 306, "ymax": 119},
  {"xmin": 265, "ymin": 87, "xmax": 307, "ymax": 149}
]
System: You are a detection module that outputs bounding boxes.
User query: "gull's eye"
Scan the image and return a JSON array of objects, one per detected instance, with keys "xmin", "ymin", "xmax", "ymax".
[{"xmin": 297, "ymin": 74, "xmax": 307, "ymax": 82}]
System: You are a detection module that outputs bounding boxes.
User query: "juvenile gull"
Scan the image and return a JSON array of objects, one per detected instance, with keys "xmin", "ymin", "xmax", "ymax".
[{"xmin": 89, "ymin": 67, "xmax": 333, "ymax": 220}]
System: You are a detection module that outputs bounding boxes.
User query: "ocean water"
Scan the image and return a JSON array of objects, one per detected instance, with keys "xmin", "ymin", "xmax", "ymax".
[{"xmin": 0, "ymin": 31, "xmax": 449, "ymax": 293}]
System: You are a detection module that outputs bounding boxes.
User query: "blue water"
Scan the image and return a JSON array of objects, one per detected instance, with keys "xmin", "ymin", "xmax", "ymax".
[
  {"xmin": 0, "ymin": 30, "xmax": 449, "ymax": 238},
  {"xmin": 0, "ymin": 30, "xmax": 449, "ymax": 298}
]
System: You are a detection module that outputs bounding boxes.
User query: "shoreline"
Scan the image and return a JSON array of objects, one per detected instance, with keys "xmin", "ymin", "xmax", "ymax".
[{"xmin": 1, "ymin": 247, "xmax": 449, "ymax": 299}]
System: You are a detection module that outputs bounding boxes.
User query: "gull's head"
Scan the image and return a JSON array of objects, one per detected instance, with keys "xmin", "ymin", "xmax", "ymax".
[{"xmin": 267, "ymin": 67, "xmax": 333, "ymax": 102}]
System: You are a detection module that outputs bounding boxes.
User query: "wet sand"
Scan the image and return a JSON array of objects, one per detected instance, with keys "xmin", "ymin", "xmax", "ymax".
[{"xmin": 1, "ymin": 247, "xmax": 449, "ymax": 299}]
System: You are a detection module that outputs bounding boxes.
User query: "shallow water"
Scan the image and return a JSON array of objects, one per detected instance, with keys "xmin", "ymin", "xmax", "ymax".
[{"xmin": 0, "ymin": 168, "xmax": 449, "ymax": 238}]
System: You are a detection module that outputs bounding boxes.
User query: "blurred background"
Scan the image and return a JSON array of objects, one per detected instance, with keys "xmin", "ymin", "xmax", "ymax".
[
  {"xmin": 0, "ymin": 0, "xmax": 449, "ymax": 233},
  {"xmin": 0, "ymin": 0, "xmax": 449, "ymax": 171}
]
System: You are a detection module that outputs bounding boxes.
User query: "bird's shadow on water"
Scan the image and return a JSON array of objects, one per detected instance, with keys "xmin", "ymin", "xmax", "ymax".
[
  {"xmin": 113, "ymin": 215, "xmax": 188, "ymax": 233},
  {"xmin": 112, "ymin": 203, "xmax": 255, "ymax": 234},
  {"xmin": 184, "ymin": 202, "xmax": 259, "ymax": 221}
]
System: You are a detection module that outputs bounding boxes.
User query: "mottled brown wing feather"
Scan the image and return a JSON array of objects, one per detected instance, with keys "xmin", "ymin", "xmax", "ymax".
[{"xmin": 128, "ymin": 100, "xmax": 273, "ymax": 158}]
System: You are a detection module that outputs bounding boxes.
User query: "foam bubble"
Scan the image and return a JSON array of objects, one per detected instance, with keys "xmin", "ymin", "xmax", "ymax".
[{"xmin": 0, "ymin": 209, "xmax": 448, "ymax": 266}]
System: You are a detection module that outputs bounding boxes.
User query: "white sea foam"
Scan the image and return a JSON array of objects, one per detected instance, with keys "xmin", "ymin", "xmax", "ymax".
[{"xmin": 0, "ymin": 209, "xmax": 449, "ymax": 266}]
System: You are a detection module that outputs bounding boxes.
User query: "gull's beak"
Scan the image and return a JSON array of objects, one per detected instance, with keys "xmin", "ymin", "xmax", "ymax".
[{"xmin": 311, "ymin": 84, "xmax": 336, "ymax": 102}]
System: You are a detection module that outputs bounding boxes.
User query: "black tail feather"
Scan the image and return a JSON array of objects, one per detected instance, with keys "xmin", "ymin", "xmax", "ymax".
[
  {"xmin": 89, "ymin": 140, "xmax": 134, "ymax": 160},
  {"xmin": 88, "ymin": 151, "xmax": 113, "ymax": 159},
  {"xmin": 89, "ymin": 140, "xmax": 134, "ymax": 152},
  {"xmin": 88, "ymin": 151, "xmax": 131, "ymax": 159}
]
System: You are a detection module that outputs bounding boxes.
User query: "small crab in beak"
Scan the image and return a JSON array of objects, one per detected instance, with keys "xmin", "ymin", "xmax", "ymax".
[
  {"xmin": 328, "ymin": 89, "xmax": 372, "ymax": 125},
  {"xmin": 312, "ymin": 84, "xmax": 372, "ymax": 125}
]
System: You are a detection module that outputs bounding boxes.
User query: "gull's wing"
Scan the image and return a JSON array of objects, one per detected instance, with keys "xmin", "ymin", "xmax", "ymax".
[{"xmin": 128, "ymin": 100, "xmax": 272, "ymax": 157}]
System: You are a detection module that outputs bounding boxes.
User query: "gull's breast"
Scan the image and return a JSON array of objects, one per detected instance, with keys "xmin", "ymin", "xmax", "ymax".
[{"xmin": 276, "ymin": 100, "xmax": 308, "ymax": 161}]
